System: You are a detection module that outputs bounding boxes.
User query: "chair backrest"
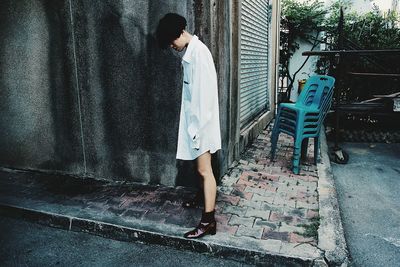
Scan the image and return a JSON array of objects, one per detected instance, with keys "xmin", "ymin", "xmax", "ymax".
[{"xmin": 295, "ymin": 75, "xmax": 335, "ymax": 111}]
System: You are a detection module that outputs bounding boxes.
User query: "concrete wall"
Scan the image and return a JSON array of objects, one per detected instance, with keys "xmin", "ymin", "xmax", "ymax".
[
  {"xmin": 0, "ymin": 0, "xmax": 82, "ymax": 173},
  {"xmin": 209, "ymin": 0, "xmax": 234, "ymax": 180},
  {"xmin": 0, "ymin": 0, "xmax": 279, "ymax": 187},
  {"xmin": 0, "ymin": 0, "xmax": 213, "ymax": 186}
]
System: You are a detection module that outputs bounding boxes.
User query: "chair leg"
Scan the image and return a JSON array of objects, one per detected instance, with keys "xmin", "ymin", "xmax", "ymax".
[
  {"xmin": 292, "ymin": 137, "xmax": 303, "ymax": 174},
  {"xmin": 314, "ymin": 137, "xmax": 319, "ymax": 164},
  {"xmin": 301, "ymin": 138, "xmax": 309, "ymax": 161},
  {"xmin": 270, "ymin": 119, "xmax": 281, "ymax": 160},
  {"xmin": 270, "ymin": 130, "xmax": 279, "ymax": 160}
]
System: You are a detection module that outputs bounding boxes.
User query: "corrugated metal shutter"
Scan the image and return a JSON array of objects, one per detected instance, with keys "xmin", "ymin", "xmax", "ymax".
[{"xmin": 240, "ymin": 0, "xmax": 270, "ymax": 128}]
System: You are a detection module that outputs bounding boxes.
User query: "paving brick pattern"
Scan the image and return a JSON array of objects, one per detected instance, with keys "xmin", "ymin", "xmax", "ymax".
[
  {"xmin": 0, "ymin": 123, "xmax": 319, "ymax": 249},
  {"xmin": 216, "ymin": 125, "xmax": 319, "ymax": 245}
]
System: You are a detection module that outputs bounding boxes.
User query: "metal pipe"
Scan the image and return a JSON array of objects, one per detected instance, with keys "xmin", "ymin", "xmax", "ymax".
[{"xmin": 302, "ymin": 49, "xmax": 400, "ymax": 56}]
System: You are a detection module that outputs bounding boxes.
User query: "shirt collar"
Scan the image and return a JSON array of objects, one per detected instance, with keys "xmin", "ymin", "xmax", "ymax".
[{"xmin": 182, "ymin": 35, "xmax": 199, "ymax": 63}]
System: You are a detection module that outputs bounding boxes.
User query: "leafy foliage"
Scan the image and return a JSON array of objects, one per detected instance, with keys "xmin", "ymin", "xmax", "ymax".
[
  {"xmin": 280, "ymin": 0, "xmax": 326, "ymax": 54},
  {"xmin": 280, "ymin": 0, "xmax": 327, "ymax": 100},
  {"xmin": 323, "ymin": 2, "xmax": 400, "ymax": 103},
  {"xmin": 324, "ymin": 1, "xmax": 400, "ymax": 50},
  {"xmin": 280, "ymin": 0, "xmax": 400, "ymax": 102}
]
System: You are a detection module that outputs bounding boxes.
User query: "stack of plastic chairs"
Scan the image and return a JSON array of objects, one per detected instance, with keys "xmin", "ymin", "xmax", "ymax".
[{"xmin": 271, "ymin": 75, "xmax": 335, "ymax": 174}]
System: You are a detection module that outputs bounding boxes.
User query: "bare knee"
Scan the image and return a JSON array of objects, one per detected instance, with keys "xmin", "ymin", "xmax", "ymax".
[{"xmin": 197, "ymin": 166, "xmax": 213, "ymax": 179}]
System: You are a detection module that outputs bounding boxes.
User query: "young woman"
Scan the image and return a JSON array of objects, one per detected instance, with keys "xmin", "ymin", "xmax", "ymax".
[{"xmin": 156, "ymin": 13, "xmax": 221, "ymax": 239}]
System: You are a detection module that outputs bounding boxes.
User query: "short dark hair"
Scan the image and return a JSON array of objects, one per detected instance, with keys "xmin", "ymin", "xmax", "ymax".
[{"xmin": 156, "ymin": 13, "xmax": 187, "ymax": 49}]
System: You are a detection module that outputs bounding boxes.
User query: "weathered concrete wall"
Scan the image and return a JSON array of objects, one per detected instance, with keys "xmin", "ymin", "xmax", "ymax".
[
  {"xmin": 71, "ymin": 0, "xmax": 193, "ymax": 185},
  {"xmin": 0, "ymin": 0, "xmax": 227, "ymax": 186},
  {"xmin": 0, "ymin": 0, "xmax": 83, "ymax": 173},
  {"xmin": 0, "ymin": 0, "xmax": 278, "ymax": 187},
  {"xmin": 210, "ymin": 0, "xmax": 236, "ymax": 178}
]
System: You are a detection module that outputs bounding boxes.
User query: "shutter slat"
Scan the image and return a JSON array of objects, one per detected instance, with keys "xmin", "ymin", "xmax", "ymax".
[{"xmin": 240, "ymin": 0, "xmax": 271, "ymax": 127}]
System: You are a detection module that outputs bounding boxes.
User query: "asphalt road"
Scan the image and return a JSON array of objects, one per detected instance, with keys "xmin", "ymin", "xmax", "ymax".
[
  {"xmin": 0, "ymin": 216, "xmax": 253, "ymax": 267},
  {"xmin": 330, "ymin": 142, "xmax": 400, "ymax": 267}
]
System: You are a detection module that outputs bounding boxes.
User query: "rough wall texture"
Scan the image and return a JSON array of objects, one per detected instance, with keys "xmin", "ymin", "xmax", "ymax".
[
  {"xmin": 210, "ymin": 0, "xmax": 233, "ymax": 180},
  {"xmin": 0, "ymin": 0, "xmax": 231, "ymax": 186},
  {"xmin": 71, "ymin": 0, "xmax": 192, "ymax": 185},
  {"xmin": 0, "ymin": 0, "xmax": 83, "ymax": 173}
]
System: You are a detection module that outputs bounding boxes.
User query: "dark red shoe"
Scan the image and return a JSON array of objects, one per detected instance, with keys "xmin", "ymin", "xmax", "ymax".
[{"xmin": 183, "ymin": 221, "xmax": 216, "ymax": 239}]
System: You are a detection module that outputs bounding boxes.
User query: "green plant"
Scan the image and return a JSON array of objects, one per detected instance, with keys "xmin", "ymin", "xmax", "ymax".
[
  {"xmin": 280, "ymin": 0, "xmax": 400, "ymax": 102},
  {"xmin": 280, "ymin": 0, "xmax": 327, "ymax": 100},
  {"xmin": 322, "ymin": 2, "xmax": 400, "ymax": 102},
  {"xmin": 297, "ymin": 215, "xmax": 320, "ymax": 239},
  {"xmin": 324, "ymin": 2, "xmax": 400, "ymax": 50}
]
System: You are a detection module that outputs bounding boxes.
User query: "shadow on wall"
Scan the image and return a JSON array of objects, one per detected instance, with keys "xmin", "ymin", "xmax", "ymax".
[
  {"xmin": 0, "ymin": 0, "xmax": 200, "ymax": 187},
  {"xmin": 41, "ymin": 0, "xmax": 83, "ymax": 172},
  {"xmin": 94, "ymin": 2, "xmax": 199, "ymax": 186},
  {"xmin": 98, "ymin": 11, "xmax": 147, "ymax": 179}
]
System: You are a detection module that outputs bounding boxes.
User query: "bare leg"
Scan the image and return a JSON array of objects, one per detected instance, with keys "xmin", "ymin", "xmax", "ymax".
[
  {"xmin": 196, "ymin": 151, "xmax": 216, "ymax": 212},
  {"xmin": 183, "ymin": 151, "xmax": 217, "ymax": 238}
]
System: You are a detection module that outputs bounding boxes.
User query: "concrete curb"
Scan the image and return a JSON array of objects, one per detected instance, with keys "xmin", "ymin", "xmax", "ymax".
[
  {"xmin": 0, "ymin": 203, "xmax": 318, "ymax": 266},
  {"xmin": 316, "ymin": 128, "xmax": 350, "ymax": 266},
  {"xmin": 0, "ymin": 125, "xmax": 349, "ymax": 266}
]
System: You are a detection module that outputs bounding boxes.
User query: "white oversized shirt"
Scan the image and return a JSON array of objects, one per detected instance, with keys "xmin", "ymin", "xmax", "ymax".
[{"xmin": 176, "ymin": 35, "xmax": 221, "ymax": 160}]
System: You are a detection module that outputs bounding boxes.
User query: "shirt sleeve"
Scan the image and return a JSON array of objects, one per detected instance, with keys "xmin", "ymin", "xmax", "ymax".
[{"xmin": 187, "ymin": 48, "xmax": 218, "ymax": 149}]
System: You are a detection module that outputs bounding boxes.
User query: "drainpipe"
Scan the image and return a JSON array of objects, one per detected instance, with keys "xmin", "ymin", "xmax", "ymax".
[{"xmin": 271, "ymin": 0, "xmax": 281, "ymax": 115}]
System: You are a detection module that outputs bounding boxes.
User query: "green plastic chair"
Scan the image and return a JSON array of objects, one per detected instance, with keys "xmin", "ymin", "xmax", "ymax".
[{"xmin": 271, "ymin": 75, "xmax": 335, "ymax": 174}]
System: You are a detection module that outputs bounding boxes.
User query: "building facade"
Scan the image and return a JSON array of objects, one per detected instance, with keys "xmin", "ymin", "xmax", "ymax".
[{"xmin": 0, "ymin": 0, "xmax": 280, "ymax": 186}]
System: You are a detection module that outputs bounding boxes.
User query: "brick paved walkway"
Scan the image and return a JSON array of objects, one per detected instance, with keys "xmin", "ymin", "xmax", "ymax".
[
  {"xmin": 0, "ymin": 123, "xmax": 322, "ymax": 264},
  {"xmin": 216, "ymin": 124, "xmax": 319, "ymax": 245}
]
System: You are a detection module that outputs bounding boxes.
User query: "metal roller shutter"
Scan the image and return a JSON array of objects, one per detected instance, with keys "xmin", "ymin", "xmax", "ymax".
[{"xmin": 239, "ymin": 0, "xmax": 271, "ymax": 128}]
